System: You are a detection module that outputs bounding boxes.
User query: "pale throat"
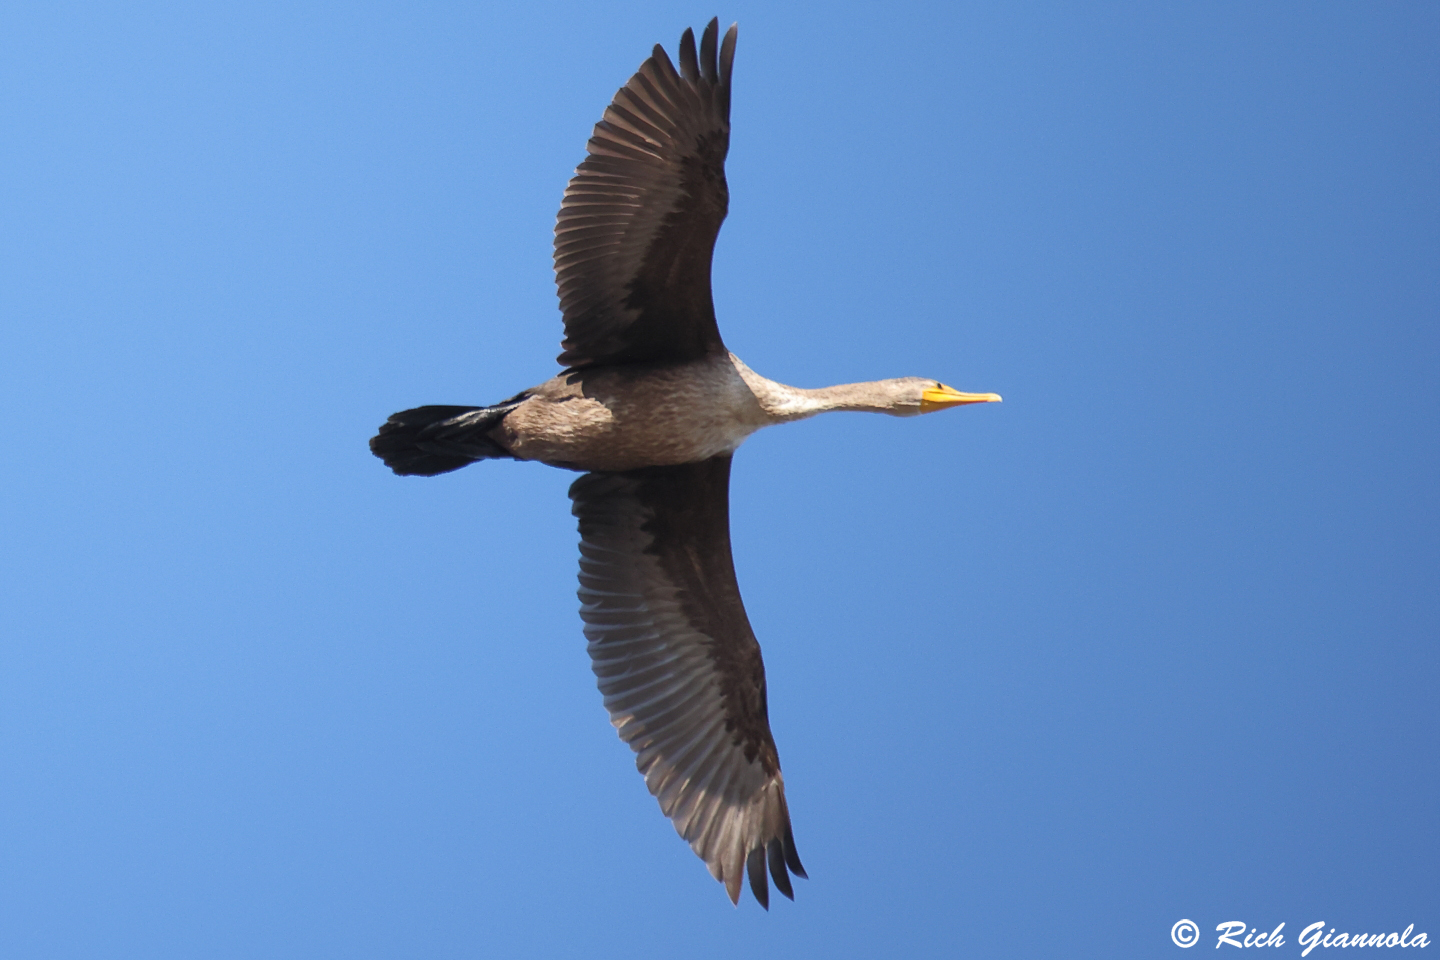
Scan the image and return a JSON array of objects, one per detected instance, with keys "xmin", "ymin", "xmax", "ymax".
[
  {"xmin": 727, "ymin": 354, "xmax": 831, "ymax": 422},
  {"xmin": 727, "ymin": 353, "xmax": 913, "ymax": 421}
]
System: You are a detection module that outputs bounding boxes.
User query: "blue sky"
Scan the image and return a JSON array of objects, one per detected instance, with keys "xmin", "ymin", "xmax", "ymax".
[{"xmin": 2, "ymin": 2, "xmax": 1435, "ymax": 957}]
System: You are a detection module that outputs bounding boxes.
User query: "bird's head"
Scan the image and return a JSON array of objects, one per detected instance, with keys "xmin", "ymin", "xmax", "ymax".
[{"xmin": 880, "ymin": 378, "xmax": 1002, "ymax": 416}]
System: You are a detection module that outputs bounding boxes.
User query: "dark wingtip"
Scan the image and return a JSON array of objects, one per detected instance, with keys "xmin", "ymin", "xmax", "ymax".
[
  {"xmin": 746, "ymin": 845, "xmax": 769, "ymax": 909},
  {"xmin": 767, "ymin": 838, "xmax": 794, "ymax": 900},
  {"xmin": 648, "ymin": 41, "xmax": 677, "ymax": 83},
  {"xmin": 719, "ymin": 23, "xmax": 737, "ymax": 88},
  {"xmin": 678, "ymin": 26, "xmax": 698, "ymax": 81},
  {"xmin": 699, "ymin": 18, "xmax": 718, "ymax": 83},
  {"xmin": 783, "ymin": 821, "xmax": 807, "ymax": 879}
]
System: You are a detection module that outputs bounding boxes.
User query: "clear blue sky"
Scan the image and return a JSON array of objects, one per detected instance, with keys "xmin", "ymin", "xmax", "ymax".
[{"xmin": 2, "ymin": 2, "xmax": 1435, "ymax": 957}]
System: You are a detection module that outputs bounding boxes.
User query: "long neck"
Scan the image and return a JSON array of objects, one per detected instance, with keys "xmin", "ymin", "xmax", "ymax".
[{"xmin": 730, "ymin": 355, "xmax": 904, "ymax": 423}]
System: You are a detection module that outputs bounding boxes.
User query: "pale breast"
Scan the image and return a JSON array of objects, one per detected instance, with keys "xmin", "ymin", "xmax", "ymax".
[{"xmin": 499, "ymin": 356, "xmax": 771, "ymax": 472}]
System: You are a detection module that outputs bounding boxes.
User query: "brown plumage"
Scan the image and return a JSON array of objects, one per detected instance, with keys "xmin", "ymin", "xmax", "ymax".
[
  {"xmin": 555, "ymin": 18, "xmax": 735, "ymax": 368},
  {"xmin": 369, "ymin": 19, "xmax": 999, "ymax": 907}
]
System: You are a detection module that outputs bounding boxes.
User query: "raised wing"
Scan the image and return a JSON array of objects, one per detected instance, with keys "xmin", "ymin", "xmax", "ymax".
[
  {"xmin": 569, "ymin": 456, "xmax": 806, "ymax": 907},
  {"xmin": 554, "ymin": 19, "xmax": 737, "ymax": 369}
]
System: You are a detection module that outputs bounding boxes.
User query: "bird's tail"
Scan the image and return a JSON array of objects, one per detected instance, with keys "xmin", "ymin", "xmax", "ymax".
[{"xmin": 369, "ymin": 397, "xmax": 526, "ymax": 477}]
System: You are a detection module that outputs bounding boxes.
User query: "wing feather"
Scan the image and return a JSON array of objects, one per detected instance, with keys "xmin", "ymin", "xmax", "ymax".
[
  {"xmin": 554, "ymin": 19, "xmax": 738, "ymax": 368},
  {"xmin": 569, "ymin": 455, "xmax": 806, "ymax": 906}
]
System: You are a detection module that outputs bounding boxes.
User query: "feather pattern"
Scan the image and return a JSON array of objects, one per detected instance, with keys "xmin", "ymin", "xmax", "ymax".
[
  {"xmin": 368, "ymin": 16, "xmax": 1002, "ymax": 910},
  {"xmin": 570, "ymin": 455, "xmax": 806, "ymax": 905},
  {"xmin": 554, "ymin": 19, "xmax": 738, "ymax": 369}
]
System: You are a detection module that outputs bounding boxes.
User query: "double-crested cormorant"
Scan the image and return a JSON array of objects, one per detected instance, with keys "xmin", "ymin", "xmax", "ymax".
[{"xmin": 370, "ymin": 19, "xmax": 1000, "ymax": 907}]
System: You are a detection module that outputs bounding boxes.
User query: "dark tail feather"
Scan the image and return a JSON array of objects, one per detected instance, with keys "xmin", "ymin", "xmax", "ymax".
[{"xmin": 369, "ymin": 400, "xmax": 522, "ymax": 477}]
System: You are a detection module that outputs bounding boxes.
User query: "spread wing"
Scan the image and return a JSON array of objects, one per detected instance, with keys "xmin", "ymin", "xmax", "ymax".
[
  {"xmin": 569, "ymin": 455, "xmax": 806, "ymax": 907},
  {"xmin": 554, "ymin": 19, "xmax": 736, "ymax": 369}
]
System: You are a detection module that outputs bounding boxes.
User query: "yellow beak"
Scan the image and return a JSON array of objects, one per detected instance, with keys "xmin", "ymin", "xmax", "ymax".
[{"xmin": 920, "ymin": 385, "xmax": 1003, "ymax": 413}]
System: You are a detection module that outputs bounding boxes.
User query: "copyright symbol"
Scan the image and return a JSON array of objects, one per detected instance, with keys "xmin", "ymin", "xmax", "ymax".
[{"xmin": 1172, "ymin": 919, "xmax": 1199, "ymax": 948}]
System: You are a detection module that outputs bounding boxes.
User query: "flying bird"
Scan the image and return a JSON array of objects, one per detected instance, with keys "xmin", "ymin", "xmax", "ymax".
[{"xmin": 370, "ymin": 19, "xmax": 1000, "ymax": 907}]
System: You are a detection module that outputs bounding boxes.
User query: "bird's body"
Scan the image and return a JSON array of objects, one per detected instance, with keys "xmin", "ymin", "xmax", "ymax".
[
  {"xmin": 370, "ymin": 19, "xmax": 999, "ymax": 907},
  {"xmin": 423, "ymin": 353, "xmax": 969, "ymax": 473},
  {"xmin": 500, "ymin": 354, "xmax": 768, "ymax": 472}
]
